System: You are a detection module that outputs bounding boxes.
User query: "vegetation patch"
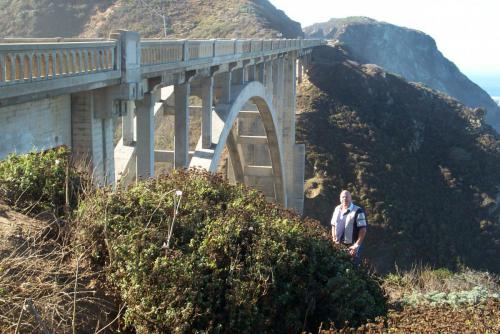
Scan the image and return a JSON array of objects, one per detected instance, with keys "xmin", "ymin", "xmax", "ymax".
[
  {"xmin": 0, "ymin": 146, "xmax": 86, "ymax": 217},
  {"xmin": 0, "ymin": 149, "xmax": 115, "ymax": 333},
  {"xmin": 77, "ymin": 169, "xmax": 387, "ymax": 333}
]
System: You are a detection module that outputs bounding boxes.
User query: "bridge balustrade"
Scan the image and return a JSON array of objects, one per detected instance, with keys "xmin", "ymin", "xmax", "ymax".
[
  {"xmin": 251, "ymin": 40, "xmax": 263, "ymax": 53},
  {"xmin": 263, "ymin": 40, "xmax": 272, "ymax": 51},
  {"xmin": 0, "ymin": 41, "xmax": 118, "ymax": 87},
  {"xmin": 0, "ymin": 34, "xmax": 323, "ymax": 103},
  {"xmin": 141, "ymin": 40, "xmax": 184, "ymax": 65}
]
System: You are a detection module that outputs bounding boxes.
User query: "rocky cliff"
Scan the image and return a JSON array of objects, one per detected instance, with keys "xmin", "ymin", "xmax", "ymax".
[
  {"xmin": 297, "ymin": 44, "xmax": 500, "ymax": 273},
  {"xmin": 0, "ymin": 0, "xmax": 302, "ymax": 39},
  {"xmin": 304, "ymin": 17, "xmax": 500, "ymax": 132}
]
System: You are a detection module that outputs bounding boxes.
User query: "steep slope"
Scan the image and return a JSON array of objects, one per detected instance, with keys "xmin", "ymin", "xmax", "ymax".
[
  {"xmin": 0, "ymin": 0, "xmax": 302, "ymax": 39},
  {"xmin": 297, "ymin": 45, "xmax": 500, "ymax": 273},
  {"xmin": 0, "ymin": 0, "xmax": 113, "ymax": 38},
  {"xmin": 304, "ymin": 17, "xmax": 500, "ymax": 131}
]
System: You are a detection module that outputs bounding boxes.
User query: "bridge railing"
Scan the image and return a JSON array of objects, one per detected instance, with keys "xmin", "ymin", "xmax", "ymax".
[
  {"xmin": 139, "ymin": 38, "xmax": 324, "ymax": 75},
  {"xmin": 0, "ymin": 40, "xmax": 119, "ymax": 87},
  {"xmin": 0, "ymin": 35, "xmax": 323, "ymax": 102}
]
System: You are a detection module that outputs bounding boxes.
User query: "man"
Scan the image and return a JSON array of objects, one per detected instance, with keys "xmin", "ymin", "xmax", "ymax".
[{"xmin": 331, "ymin": 190, "xmax": 367, "ymax": 265}]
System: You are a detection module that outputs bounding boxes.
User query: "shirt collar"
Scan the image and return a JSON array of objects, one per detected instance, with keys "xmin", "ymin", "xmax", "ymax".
[{"xmin": 341, "ymin": 202, "xmax": 354, "ymax": 212}]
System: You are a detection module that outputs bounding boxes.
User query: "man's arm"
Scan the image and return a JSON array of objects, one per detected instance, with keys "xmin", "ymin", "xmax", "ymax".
[
  {"xmin": 331, "ymin": 207, "xmax": 338, "ymax": 243},
  {"xmin": 354, "ymin": 227, "xmax": 366, "ymax": 248},
  {"xmin": 349, "ymin": 209, "xmax": 367, "ymax": 255}
]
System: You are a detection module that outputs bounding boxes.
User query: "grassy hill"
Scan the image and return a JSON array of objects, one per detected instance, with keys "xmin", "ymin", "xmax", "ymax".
[
  {"xmin": 297, "ymin": 45, "xmax": 500, "ymax": 274},
  {"xmin": 0, "ymin": 0, "xmax": 302, "ymax": 39}
]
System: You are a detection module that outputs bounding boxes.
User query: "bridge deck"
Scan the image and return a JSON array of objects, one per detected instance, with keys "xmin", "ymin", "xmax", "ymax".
[{"xmin": 0, "ymin": 36, "xmax": 323, "ymax": 105}]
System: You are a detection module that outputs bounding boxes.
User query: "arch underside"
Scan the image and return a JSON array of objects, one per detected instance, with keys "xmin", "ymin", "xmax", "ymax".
[{"xmin": 189, "ymin": 81, "xmax": 286, "ymax": 206}]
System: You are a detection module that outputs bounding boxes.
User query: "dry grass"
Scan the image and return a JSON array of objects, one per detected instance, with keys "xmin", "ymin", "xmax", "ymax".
[
  {"xmin": 382, "ymin": 266, "xmax": 499, "ymax": 304},
  {"xmin": 0, "ymin": 207, "xmax": 118, "ymax": 333}
]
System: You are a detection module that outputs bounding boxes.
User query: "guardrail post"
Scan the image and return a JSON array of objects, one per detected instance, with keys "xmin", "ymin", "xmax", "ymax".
[
  {"xmin": 182, "ymin": 40, "xmax": 189, "ymax": 62},
  {"xmin": 110, "ymin": 29, "xmax": 143, "ymax": 100}
]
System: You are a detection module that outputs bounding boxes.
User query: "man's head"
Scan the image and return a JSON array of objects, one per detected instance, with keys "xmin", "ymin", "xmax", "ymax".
[{"xmin": 339, "ymin": 190, "xmax": 352, "ymax": 208}]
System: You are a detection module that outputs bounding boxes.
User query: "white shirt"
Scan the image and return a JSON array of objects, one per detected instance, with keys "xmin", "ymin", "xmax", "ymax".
[{"xmin": 332, "ymin": 203, "xmax": 354, "ymax": 243}]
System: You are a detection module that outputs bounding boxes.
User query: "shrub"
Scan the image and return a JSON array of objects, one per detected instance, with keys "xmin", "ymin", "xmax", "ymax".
[
  {"xmin": 77, "ymin": 169, "xmax": 387, "ymax": 333},
  {"xmin": 0, "ymin": 146, "xmax": 85, "ymax": 216}
]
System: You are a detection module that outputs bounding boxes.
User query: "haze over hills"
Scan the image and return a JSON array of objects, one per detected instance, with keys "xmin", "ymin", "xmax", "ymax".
[{"xmin": 304, "ymin": 17, "xmax": 500, "ymax": 132}]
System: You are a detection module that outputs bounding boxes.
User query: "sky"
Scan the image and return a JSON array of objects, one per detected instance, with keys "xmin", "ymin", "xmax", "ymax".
[{"xmin": 269, "ymin": 0, "xmax": 500, "ymax": 78}]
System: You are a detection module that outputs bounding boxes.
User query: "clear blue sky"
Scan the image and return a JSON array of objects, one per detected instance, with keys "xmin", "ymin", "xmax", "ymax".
[{"xmin": 269, "ymin": 0, "xmax": 500, "ymax": 76}]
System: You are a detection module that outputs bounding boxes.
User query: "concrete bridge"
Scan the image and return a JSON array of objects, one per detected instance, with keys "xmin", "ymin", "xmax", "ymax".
[{"xmin": 0, "ymin": 31, "xmax": 322, "ymax": 213}]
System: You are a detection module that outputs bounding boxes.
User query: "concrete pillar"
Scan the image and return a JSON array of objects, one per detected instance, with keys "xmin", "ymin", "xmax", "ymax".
[
  {"xmin": 283, "ymin": 55, "xmax": 297, "ymax": 210},
  {"xmin": 232, "ymin": 67, "xmax": 244, "ymax": 86},
  {"xmin": 174, "ymin": 82, "xmax": 190, "ymax": 168},
  {"xmin": 265, "ymin": 60, "xmax": 277, "ymax": 98},
  {"xmin": 122, "ymin": 101, "xmax": 135, "ymax": 145},
  {"xmin": 297, "ymin": 58, "xmax": 303, "ymax": 84},
  {"xmin": 293, "ymin": 144, "xmax": 305, "ymax": 214},
  {"xmin": 256, "ymin": 63, "xmax": 265, "ymax": 84},
  {"xmin": 217, "ymin": 71, "xmax": 232, "ymax": 104},
  {"xmin": 102, "ymin": 116, "xmax": 115, "ymax": 185},
  {"xmin": 135, "ymin": 92, "xmax": 154, "ymax": 179},
  {"xmin": 283, "ymin": 56, "xmax": 296, "ymax": 142},
  {"xmin": 71, "ymin": 90, "xmax": 115, "ymax": 186},
  {"xmin": 201, "ymin": 76, "xmax": 214, "ymax": 149},
  {"xmin": 247, "ymin": 64, "xmax": 256, "ymax": 82},
  {"xmin": 273, "ymin": 58, "xmax": 285, "ymax": 136}
]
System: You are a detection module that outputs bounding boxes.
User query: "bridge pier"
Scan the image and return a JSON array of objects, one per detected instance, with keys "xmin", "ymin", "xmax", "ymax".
[
  {"xmin": 136, "ymin": 92, "xmax": 155, "ymax": 179},
  {"xmin": 174, "ymin": 82, "xmax": 190, "ymax": 168},
  {"xmin": 71, "ymin": 90, "xmax": 115, "ymax": 185}
]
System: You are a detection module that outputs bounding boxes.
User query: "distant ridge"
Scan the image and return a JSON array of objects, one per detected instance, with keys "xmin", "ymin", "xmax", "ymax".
[{"xmin": 304, "ymin": 17, "xmax": 500, "ymax": 132}]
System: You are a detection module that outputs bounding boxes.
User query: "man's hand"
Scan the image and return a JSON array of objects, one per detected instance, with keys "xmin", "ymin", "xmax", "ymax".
[{"xmin": 348, "ymin": 244, "xmax": 359, "ymax": 257}]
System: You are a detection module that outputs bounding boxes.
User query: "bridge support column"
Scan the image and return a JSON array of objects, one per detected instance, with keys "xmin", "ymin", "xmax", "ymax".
[
  {"xmin": 297, "ymin": 58, "xmax": 303, "ymax": 84},
  {"xmin": 283, "ymin": 55, "xmax": 303, "ymax": 213},
  {"xmin": 256, "ymin": 62, "xmax": 265, "ymax": 84},
  {"xmin": 246, "ymin": 64, "xmax": 256, "ymax": 82},
  {"xmin": 264, "ymin": 60, "xmax": 273, "ymax": 99},
  {"xmin": 122, "ymin": 101, "xmax": 135, "ymax": 145},
  {"xmin": 232, "ymin": 67, "xmax": 244, "ymax": 86},
  {"xmin": 217, "ymin": 71, "xmax": 232, "ymax": 104},
  {"xmin": 71, "ymin": 90, "xmax": 115, "ymax": 186},
  {"xmin": 135, "ymin": 92, "xmax": 154, "ymax": 179},
  {"xmin": 174, "ymin": 82, "xmax": 190, "ymax": 168},
  {"xmin": 201, "ymin": 76, "xmax": 213, "ymax": 149},
  {"xmin": 273, "ymin": 58, "xmax": 285, "ymax": 136}
]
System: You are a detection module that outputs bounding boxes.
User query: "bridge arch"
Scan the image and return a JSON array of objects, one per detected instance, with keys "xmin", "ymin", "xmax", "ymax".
[{"xmin": 190, "ymin": 80, "xmax": 287, "ymax": 206}]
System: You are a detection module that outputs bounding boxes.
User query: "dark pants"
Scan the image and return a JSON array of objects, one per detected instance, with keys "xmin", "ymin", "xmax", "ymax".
[
  {"xmin": 353, "ymin": 243, "xmax": 363, "ymax": 266},
  {"xmin": 344, "ymin": 243, "xmax": 363, "ymax": 266}
]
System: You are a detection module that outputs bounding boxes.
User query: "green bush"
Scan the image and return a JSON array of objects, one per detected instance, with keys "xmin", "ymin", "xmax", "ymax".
[
  {"xmin": 77, "ymin": 169, "xmax": 387, "ymax": 333},
  {"xmin": 0, "ymin": 146, "xmax": 85, "ymax": 216}
]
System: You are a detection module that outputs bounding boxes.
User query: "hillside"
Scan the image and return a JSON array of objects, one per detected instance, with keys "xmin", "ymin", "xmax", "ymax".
[
  {"xmin": 0, "ymin": 0, "xmax": 303, "ymax": 39},
  {"xmin": 304, "ymin": 17, "xmax": 500, "ymax": 132},
  {"xmin": 297, "ymin": 45, "xmax": 500, "ymax": 273}
]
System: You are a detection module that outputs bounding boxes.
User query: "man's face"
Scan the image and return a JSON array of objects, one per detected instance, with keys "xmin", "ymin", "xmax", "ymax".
[{"xmin": 340, "ymin": 191, "xmax": 351, "ymax": 207}]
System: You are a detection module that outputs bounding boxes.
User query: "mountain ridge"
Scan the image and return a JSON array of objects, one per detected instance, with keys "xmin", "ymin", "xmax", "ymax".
[
  {"xmin": 0, "ymin": 0, "xmax": 302, "ymax": 39},
  {"xmin": 304, "ymin": 17, "xmax": 500, "ymax": 132}
]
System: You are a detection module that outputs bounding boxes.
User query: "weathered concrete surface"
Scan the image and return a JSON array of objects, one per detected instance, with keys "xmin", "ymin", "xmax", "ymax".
[{"xmin": 0, "ymin": 95, "xmax": 70, "ymax": 159}]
